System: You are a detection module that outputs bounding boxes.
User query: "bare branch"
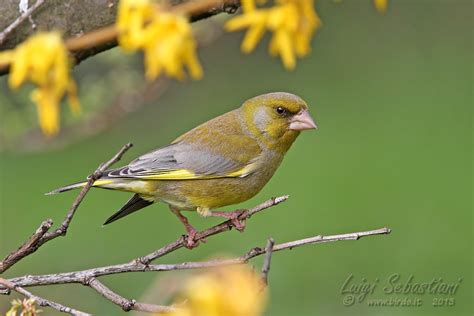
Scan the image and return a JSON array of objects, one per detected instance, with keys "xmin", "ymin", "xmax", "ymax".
[
  {"xmin": 1, "ymin": 227, "xmax": 391, "ymax": 291},
  {"xmin": 138, "ymin": 195, "xmax": 289, "ymax": 265},
  {"xmin": 86, "ymin": 277, "xmax": 177, "ymax": 314},
  {"xmin": 261, "ymin": 238, "xmax": 274, "ymax": 285},
  {"xmin": 41, "ymin": 142, "xmax": 133, "ymax": 240},
  {"xmin": 0, "ymin": 166, "xmax": 390, "ymax": 314},
  {"xmin": 0, "ymin": 143, "xmax": 133, "ymax": 274},
  {"xmin": 270, "ymin": 227, "xmax": 392, "ymax": 250},
  {"xmin": 0, "ymin": 277, "xmax": 89, "ymax": 316},
  {"xmin": 0, "ymin": 134, "xmax": 392, "ymax": 315},
  {"xmin": 0, "ymin": 219, "xmax": 52, "ymax": 272},
  {"xmin": 0, "ymin": 0, "xmax": 46, "ymax": 45}
]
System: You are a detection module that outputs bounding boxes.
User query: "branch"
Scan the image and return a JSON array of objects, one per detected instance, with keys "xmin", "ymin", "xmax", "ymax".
[
  {"xmin": 0, "ymin": 0, "xmax": 240, "ymax": 75},
  {"xmin": 0, "ymin": 195, "xmax": 292, "ymax": 313},
  {"xmin": 0, "ymin": 1, "xmax": 119, "ymax": 51},
  {"xmin": 0, "ymin": 219, "xmax": 52, "ymax": 272},
  {"xmin": 137, "ymin": 195, "xmax": 290, "ymax": 265},
  {"xmin": 0, "ymin": 134, "xmax": 392, "ymax": 315},
  {"xmin": 67, "ymin": 0, "xmax": 239, "ymax": 66},
  {"xmin": 0, "ymin": 174, "xmax": 390, "ymax": 314},
  {"xmin": 1, "ymin": 227, "xmax": 391, "ymax": 291},
  {"xmin": 0, "ymin": 143, "xmax": 133, "ymax": 274},
  {"xmin": 86, "ymin": 277, "xmax": 177, "ymax": 314},
  {"xmin": 261, "ymin": 238, "xmax": 274, "ymax": 285},
  {"xmin": 0, "ymin": 278, "xmax": 89, "ymax": 316},
  {"xmin": 0, "ymin": 0, "xmax": 46, "ymax": 45},
  {"xmin": 65, "ymin": 0, "xmax": 239, "ymax": 53}
]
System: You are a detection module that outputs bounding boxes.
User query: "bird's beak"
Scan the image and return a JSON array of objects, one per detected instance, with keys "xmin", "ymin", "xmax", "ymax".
[{"xmin": 289, "ymin": 109, "xmax": 317, "ymax": 131}]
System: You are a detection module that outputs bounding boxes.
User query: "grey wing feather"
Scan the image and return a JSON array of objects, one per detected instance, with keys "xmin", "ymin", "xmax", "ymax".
[{"xmin": 106, "ymin": 142, "xmax": 244, "ymax": 178}]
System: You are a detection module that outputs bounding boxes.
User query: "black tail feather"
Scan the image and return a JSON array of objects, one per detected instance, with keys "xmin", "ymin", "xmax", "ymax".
[{"xmin": 103, "ymin": 194, "xmax": 153, "ymax": 225}]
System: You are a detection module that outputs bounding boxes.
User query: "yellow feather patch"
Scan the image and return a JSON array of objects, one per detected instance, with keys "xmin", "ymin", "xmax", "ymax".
[
  {"xmin": 138, "ymin": 169, "xmax": 198, "ymax": 180},
  {"xmin": 226, "ymin": 163, "xmax": 257, "ymax": 178},
  {"xmin": 136, "ymin": 164, "xmax": 257, "ymax": 180},
  {"xmin": 93, "ymin": 179, "xmax": 114, "ymax": 186}
]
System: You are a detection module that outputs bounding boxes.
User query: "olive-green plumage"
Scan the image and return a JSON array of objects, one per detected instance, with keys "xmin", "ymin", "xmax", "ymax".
[{"xmin": 48, "ymin": 92, "xmax": 317, "ymax": 230}]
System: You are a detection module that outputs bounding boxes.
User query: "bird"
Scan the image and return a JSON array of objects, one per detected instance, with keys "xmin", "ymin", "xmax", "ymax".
[{"xmin": 47, "ymin": 92, "xmax": 317, "ymax": 247}]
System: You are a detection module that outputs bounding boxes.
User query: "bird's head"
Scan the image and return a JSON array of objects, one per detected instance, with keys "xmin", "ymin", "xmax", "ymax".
[{"xmin": 240, "ymin": 92, "xmax": 317, "ymax": 152}]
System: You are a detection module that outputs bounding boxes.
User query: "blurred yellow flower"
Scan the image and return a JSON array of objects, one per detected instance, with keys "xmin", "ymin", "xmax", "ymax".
[
  {"xmin": 373, "ymin": 0, "xmax": 388, "ymax": 13},
  {"xmin": 116, "ymin": 0, "xmax": 155, "ymax": 51},
  {"xmin": 226, "ymin": 0, "xmax": 321, "ymax": 70},
  {"xmin": 171, "ymin": 264, "xmax": 267, "ymax": 316},
  {"xmin": 0, "ymin": 32, "xmax": 80, "ymax": 136},
  {"xmin": 6, "ymin": 298, "xmax": 42, "ymax": 316},
  {"xmin": 117, "ymin": 0, "xmax": 203, "ymax": 80},
  {"xmin": 0, "ymin": 51, "xmax": 13, "ymax": 66}
]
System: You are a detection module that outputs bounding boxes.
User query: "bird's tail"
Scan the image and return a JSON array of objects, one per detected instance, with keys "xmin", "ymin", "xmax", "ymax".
[
  {"xmin": 45, "ymin": 179, "xmax": 114, "ymax": 195},
  {"xmin": 103, "ymin": 194, "xmax": 153, "ymax": 225}
]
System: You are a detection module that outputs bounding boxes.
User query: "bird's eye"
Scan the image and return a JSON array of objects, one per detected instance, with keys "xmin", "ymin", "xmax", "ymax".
[{"xmin": 275, "ymin": 106, "xmax": 287, "ymax": 115}]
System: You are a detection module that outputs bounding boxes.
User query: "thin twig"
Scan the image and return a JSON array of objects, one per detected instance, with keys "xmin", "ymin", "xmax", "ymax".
[
  {"xmin": 41, "ymin": 142, "xmax": 133, "ymax": 240},
  {"xmin": 0, "ymin": 135, "xmax": 392, "ymax": 315},
  {"xmin": 0, "ymin": 219, "xmax": 52, "ymax": 272},
  {"xmin": 0, "ymin": 278, "xmax": 89, "ymax": 316},
  {"xmin": 0, "ymin": 0, "xmax": 46, "ymax": 45},
  {"xmin": 86, "ymin": 277, "xmax": 177, "ymax": 314},
  {"xmin": 138, "ymin": 195, "xmax": 289, "ymax": 265},
  {"xmin": 0, "ymin": 227, "xmax": 391, "ymax": 291},
  {"xmin": 261, "ymin": 238, "xmax": 274, "ymax": 285},
  {"xmin": 0, "ymin": 143, "xmax": 133, "ymax": 274}
]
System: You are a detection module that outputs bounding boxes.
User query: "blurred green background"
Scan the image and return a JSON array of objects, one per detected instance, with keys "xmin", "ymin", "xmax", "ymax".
[{"xmin": 1, "ymin": 1, "xmax": 472, "ymax": 315}]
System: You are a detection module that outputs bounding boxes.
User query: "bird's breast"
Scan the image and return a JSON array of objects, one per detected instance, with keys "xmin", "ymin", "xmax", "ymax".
[{"xmin": 152, "ymin": 150, "xmax": 285, "ymax": 210}]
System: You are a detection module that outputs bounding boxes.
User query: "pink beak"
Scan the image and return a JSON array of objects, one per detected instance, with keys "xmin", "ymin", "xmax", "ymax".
[{"xmin": 289, "ymin": 109, "xmax": 317, "ymax": 131}]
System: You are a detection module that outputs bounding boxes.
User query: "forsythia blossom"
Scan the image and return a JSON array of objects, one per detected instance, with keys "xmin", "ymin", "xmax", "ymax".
[
  {"xmin": 225, "ymin": 0, "xmax": 321, "ymax": 70},
  {"xmin": 170, "ymin": 264, "xmax": 267, "ymax": 316},
  {"xmin": 117, "ymin": 0, "xmax": 203, "ymax": 80},
  {"xmin": 6, "ymin": 298, "xmax": 42, "ymax": 316},
  {"xmin": 373, "ymin": 0, "xmax": 388, "ymax": 13},
  {"xmin": 0, "ymin": 32, "xmax": 80, "ymax": 136}
]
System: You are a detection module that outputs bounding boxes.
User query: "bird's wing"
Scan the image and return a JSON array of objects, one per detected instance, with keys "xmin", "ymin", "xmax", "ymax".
[{"xmin": 106, "ymin": 142, "xmax": 259, "ymax": 180}]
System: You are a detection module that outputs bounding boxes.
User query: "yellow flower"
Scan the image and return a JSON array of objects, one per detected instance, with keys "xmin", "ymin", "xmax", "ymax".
[
  {"xmin": 226, "ymin": 0, "xmax": 321, "ymax": 70},
  {"xmin": 0, "ymin": 51, "xmax": 13, "ymax": 66},
  {"xmin": 116, "ymin": 0, "xmax": 156, "ymax": 51},
  {"xmin": 294, "ymin": 0, "xmax": 321, "ymax": 57},
  {"xmin": 0, "ymin": 32, "xmax": 80, "ymax": 136},
  {"xmin": 6, "ymin": 298, "xmax": 42, "ymax": 316},
  {"xmin": 117, "ymin": 0, "xmax": 203, "ymax": 80},
  {"xmin": 171, "ymin": 264, "xmax": 267, "ymax": 316},
  {"xmin": 373, "ymin": 0, "xmax": 388, "ymax": 13}
]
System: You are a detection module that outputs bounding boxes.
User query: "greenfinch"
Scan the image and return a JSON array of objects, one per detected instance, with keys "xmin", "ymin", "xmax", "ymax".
[{"xmin": 48, "ymin": 92, "xmax": 317, "ymax": 247}]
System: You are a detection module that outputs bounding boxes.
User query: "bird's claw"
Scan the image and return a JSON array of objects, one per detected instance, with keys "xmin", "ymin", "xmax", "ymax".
[
  {"xmin": 208, "ymin": 209, "xmax": 248, "ymax": 231},
  {"xmin": 230, "ymin": 218, "xmax": 246, "ymax": 232},
  {"xmin": 227, "ymin": 209, "xmax": 247, "ymax": 232},
  {"xmin": 182, "ymin": 227, "xmax": 199, "ymax": 249},
  {"xmin": 183, "ymin": 235, "xmax": 198, "ymax": 249}
]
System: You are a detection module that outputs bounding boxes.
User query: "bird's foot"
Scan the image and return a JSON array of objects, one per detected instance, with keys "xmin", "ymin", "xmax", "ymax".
[
  {"xmin": 170, "ymin": 207, "xmax": 201, "ymax": 249},
  {"xmin": 211, "ymin": 209, "xmax": 247, "ymax": 232},
  {"xmin": 182, "ymin": 224, "xmax": 199, "ymax": 249}
]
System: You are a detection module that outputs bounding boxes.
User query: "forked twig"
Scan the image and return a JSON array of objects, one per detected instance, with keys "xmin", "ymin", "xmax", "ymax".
[
  {"xmin": 0, "ymin": 143, "xmax": 133, "ymax": 273},
  {"xmin": 0, "ymin": 143, "xmax": 392, "ymax": 315}
]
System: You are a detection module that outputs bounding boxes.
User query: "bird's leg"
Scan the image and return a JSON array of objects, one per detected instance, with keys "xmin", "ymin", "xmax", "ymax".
[
  {"xmin": 170, "ymin": 207, "xmax": 199, "ymax": 249},
  {"xmin": 209, "ymin": 209, "xmax": 247, "ymax": 232}
]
